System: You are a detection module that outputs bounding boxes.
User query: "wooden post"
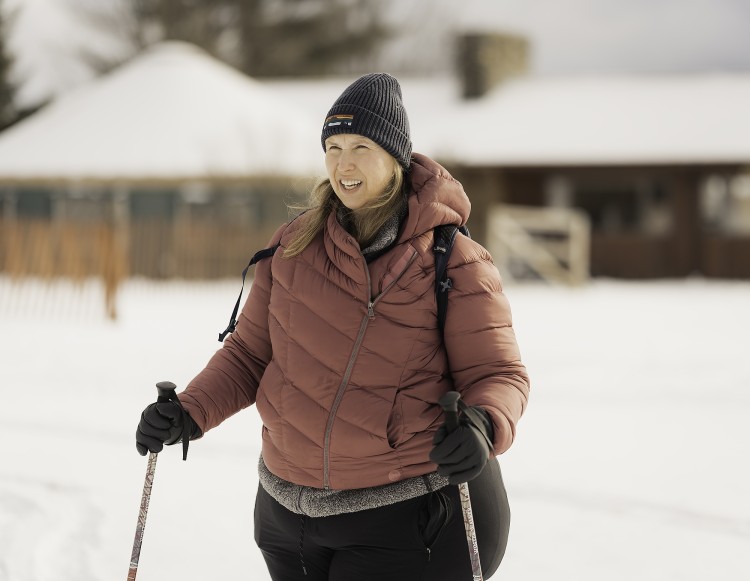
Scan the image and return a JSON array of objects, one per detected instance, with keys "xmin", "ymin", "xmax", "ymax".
[
  {"xmin": 670, "ymin": 170, "xmax": 701, "ymax": 276},
  {"xmin": 104, "ymin": 185, "xmax": 130, "ymax": 320}
]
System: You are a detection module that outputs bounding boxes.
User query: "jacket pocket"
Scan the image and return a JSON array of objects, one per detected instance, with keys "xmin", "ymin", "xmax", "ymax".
[{"xmin": 386, "ymin": 394, "xmax": 405, "ymax": 448}]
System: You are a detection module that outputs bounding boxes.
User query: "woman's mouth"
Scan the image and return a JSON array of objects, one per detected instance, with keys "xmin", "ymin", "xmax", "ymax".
[{"xmin": 340, "ymin": 179, "xmax": 362, "ymax": 191}]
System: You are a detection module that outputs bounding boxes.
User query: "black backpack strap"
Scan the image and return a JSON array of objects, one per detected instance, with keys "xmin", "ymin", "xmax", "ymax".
[
  {"xmin": 434, "ymin": 225, "xmax": 458, "ymax": 333},
  {"xmin": 218, "ymin": 243, "xmax": 280, "ymax": 342},
  {"xmin": 434, "ymin": 224, "xmax": 470, "ymax": 333}
]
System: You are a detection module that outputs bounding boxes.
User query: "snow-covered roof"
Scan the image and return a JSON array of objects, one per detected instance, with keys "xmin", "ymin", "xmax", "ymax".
[
  {"xmin": 2, "ymin": 42, "xmax": 750, "ymax": 186},
  {"xmin": 0, "ymin": 42, "xmax": 325, "ymax": 184},
  {"xmin": 268, "ymin": 73, "xmax": 750, "ymax": 167},
  {"xmin": 443, "ymin": 74, "xmax": 750, "ymax": 166}
]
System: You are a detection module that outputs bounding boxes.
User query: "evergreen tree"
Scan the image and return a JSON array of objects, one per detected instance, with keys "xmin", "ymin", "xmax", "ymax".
[
  {"xmin": 0, "ymin": 0, "xmax": 17, "ymax": 129},
  {"xmin": 71, "ymin": 0, "xmax": 393, "ymax": 78},
  {"xmin": 231, "ymin": 0, "xmax": 391, "ymax": 77}
]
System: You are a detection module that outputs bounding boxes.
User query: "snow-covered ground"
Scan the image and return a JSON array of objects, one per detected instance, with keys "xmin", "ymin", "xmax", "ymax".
[{"xmin": 1, "ymin": 275, "xmax": 749, "ymax": 580}]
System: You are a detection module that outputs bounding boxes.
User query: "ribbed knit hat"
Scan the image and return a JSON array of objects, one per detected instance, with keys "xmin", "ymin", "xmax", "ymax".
[{"xmin": 321, "ymin": 73, "xmax": 412, "ymax": 170}]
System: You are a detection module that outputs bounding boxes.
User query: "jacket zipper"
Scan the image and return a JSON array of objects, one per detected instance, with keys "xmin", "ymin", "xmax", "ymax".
[
  {"xmin": 322, "ymin": 249, "xmax": 418, "ymax": 489},
  {"xmin": 323, "ymin": 310, "xmax": 370, "ymax": 489}
]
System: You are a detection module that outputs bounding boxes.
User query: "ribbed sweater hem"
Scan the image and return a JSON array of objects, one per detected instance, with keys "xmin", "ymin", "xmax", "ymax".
[{"xmin": 258, "ymin": 456, "xmax": 449, "ymax": 518}]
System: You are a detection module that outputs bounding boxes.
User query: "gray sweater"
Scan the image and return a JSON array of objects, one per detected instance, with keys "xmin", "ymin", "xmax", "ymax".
[{"xmin": 258, "ymin": 455, "xmax": 449, "ymax": 518}]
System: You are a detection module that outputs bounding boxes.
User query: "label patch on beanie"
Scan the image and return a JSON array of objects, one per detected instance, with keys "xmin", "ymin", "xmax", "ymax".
[{"xmin": 324, "ymin": 114, "xmax": 354, "ymax": 128}]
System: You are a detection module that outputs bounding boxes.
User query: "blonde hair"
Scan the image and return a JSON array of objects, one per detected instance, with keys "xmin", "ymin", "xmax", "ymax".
[{"xmin": 284, "ymin": 160, "xmax": 407, "ymax": 258}]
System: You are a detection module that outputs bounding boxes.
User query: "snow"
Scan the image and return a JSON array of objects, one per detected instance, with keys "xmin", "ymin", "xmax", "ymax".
[
  {"xmin": 0, "ymin": 42, "xmax": 324, "ymax": 181},
  {"xmin": 434, "ymin": 74, "xmax": 750, "ymax": 166},
  {"xmin": 5, "ymin": 44, "xmax": 750, "ymax": 184},
  {"xmin": 1, "ymin": 275, "xmax": 749, "ymax": 580},
  {"xmin": 269, "ymin": 73, "xmax": 750, "ymax": 167}
]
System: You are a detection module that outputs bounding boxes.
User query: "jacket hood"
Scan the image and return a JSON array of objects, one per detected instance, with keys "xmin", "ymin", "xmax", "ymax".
[{"xmin": 398, "ymin": 153, "xmax": 471, "ymax": 243}]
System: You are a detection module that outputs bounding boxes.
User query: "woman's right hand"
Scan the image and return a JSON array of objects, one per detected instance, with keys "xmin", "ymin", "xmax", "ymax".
[{"xmin": 135, "ymin": 400, "xmax": 195, "ymax": 455}]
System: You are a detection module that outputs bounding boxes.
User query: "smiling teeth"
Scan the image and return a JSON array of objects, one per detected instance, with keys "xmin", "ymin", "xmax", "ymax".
[{"xmin": 341, "ymin": 180, "xmax": 361, "ymax": 189}]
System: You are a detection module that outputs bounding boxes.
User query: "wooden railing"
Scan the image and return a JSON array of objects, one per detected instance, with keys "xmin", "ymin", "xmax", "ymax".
[{"xmin": 486, "ymin": 204, "xmax": 591, "ymax": 285}]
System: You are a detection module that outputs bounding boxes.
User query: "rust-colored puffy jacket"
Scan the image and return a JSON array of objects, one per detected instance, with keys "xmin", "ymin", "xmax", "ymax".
[{"xmin": 179, "ymin": 153, "xmax": 529, "ymax": 490}]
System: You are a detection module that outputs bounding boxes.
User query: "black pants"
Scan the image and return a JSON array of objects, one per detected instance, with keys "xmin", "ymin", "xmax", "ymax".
[{"xmin": 254, "ymin": 459, "xmax": 510, "ymax": 581}]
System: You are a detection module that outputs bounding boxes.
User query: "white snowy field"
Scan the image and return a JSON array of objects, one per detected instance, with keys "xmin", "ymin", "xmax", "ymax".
[{"xmin": 1, "ymin": 275, "xmax": 749, "ymax": 580}]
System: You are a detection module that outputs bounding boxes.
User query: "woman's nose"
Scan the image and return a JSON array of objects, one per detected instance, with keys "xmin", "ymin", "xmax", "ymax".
[{"xmin": 337, "ymin": 150, "xmax": 354, "ymax": 170}]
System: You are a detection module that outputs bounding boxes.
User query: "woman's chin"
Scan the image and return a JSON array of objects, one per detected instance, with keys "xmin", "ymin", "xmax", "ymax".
[{"xmin": 336, "ymin": 191, "xmax": 366, "ymax": 210}]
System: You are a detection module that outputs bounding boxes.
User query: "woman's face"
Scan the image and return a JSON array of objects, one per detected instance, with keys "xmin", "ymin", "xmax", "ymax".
[{"xmin": 324, "ymin": 134, "xmax": 398, "ymax": 210}]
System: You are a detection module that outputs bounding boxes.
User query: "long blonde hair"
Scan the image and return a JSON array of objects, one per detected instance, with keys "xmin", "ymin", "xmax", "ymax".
[{"xmin": 284, "ymin": 161, "xmax": 408, "ymax": 258}]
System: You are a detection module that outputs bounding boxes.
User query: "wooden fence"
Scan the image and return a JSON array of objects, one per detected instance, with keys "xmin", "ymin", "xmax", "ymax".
[
  {"xmin": 0, "ymin": 218, "xmax": 281, "ymax": 319},
  {"xmin": 1, "ymin": 219, "xmax": 125, "ymax": 319}
]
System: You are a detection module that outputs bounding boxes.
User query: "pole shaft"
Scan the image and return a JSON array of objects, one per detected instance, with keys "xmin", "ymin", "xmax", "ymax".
[
  {"xmin": 458, "ymin": 482, "xmax": 483, "ymax": 581},
  {"xmin": 127, "ymin": 451, "xmax": 158, "ymax": 581}
]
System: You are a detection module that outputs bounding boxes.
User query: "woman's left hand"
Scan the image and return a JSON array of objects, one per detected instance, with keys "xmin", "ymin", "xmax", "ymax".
[{"xmin": 429, "ymin": 409, "xmax": 492, "ymax": 484}]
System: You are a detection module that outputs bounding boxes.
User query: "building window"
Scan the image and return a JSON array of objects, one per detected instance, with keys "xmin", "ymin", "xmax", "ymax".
[
  {"xmin": 545, "ymin": 175, "xmax": 672, "ymax": 236},
  {"xmin": 129, "ymin": 190, "xmax": 176, "ymax": 219},
  {"xmin": 701, "ymin": 173, "xmax": 750, "ymax": 235},
  {"xmin": 15, "ymin": 189, "xmax": 53, "ymax": 218}
]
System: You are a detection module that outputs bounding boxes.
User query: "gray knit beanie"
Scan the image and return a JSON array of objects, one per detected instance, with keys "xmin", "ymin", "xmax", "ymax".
[{"xmin": 321, "ymin": 73, "xmax": 412, "ymax": 170}]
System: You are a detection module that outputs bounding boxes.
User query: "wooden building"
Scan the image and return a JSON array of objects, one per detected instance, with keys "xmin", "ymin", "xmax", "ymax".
[
  {"xmin": 0, "ymin": 42, "xmax": 321, "ymax": 292},
  {"xmin": 3, "ymin": 36, "xmax": 750, "ymax": 285},
  {"xmin": 436, "ymin": 72, "xmax": 750, "ymax": 279}
]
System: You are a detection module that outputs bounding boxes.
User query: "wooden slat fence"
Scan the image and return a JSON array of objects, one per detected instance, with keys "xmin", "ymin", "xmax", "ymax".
[{"xmin": 0, "ymin": 217, "xmax": 281, "ymax": 319}]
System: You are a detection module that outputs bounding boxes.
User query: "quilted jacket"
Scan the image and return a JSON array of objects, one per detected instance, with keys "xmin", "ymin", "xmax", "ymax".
[{"xmin": 179, "ymin": 153, "xmax": 530, "ymax": 490}]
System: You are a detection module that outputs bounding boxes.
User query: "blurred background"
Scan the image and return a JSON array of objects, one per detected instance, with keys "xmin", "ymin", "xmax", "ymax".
[
  {"xmin": 1, "ymin": 1, "xmax": 749, "ymax": 580},
  {"xmin": 2, "ymin": 0, "xmax": 750, "ymax": 310}
]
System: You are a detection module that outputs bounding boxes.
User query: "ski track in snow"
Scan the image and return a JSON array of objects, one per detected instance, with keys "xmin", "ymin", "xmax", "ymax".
[
  {"xmin": 516, "ymin": 485, "xmax": 750, "ymax": 539},
  {"xmin": 0, "ymin": 476, "xmax": 102, "ymax": 581}
]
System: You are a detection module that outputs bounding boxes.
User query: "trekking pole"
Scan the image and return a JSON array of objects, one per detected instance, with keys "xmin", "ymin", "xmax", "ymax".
[
  {"xmin": 127, "ymin": 381, "xmax": 178, "ymax": 581},
  {"xmin": 439, "ymin": 391, "xmax": 483, "ymax": 581}
]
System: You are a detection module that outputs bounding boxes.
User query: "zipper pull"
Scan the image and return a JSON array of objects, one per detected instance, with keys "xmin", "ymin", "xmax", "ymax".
[{"xmin": 367, "ymin": 301, "xmax": 375, "ymax": 319}]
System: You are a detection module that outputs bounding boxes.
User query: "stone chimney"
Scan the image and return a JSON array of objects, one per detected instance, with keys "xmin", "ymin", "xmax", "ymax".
[{"xmin": 457, "ymin": 31, "xmax": 530, "ymax": 99}]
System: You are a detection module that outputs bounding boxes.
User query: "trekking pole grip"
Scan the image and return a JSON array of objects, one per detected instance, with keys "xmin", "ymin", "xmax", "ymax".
[
  {"xmin": 439, "ymin": 391, "xmax": 461, "ymax": 432},
  {"xmin": 156, "ymin": 380, "xmax": 177, "ymax": 403}
]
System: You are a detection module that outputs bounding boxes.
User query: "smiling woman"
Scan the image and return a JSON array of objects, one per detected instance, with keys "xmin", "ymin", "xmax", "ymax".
[{"xmin": 134, "ymin": 72, "xmax": 530, "ymax": 581}]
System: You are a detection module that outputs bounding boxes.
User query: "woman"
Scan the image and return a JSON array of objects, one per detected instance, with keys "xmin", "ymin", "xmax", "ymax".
[{"xmin": 136, "ymin": 73, "xmax": 530, "ymax": 580}]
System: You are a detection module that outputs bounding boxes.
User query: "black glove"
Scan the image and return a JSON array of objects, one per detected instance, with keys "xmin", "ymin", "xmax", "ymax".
[
  {"xmin": 135, "ymin": 400, "xmax": 201, "ymax": 456},
  {"xmin": 429, "ymin": 406, "xmax": 494, "ymax": 485}
]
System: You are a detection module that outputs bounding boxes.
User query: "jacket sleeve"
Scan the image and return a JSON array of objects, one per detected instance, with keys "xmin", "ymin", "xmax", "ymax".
[
  {"xmin": 178, "ymin": 223, "xmax": 287, "ymax": 434},
  {"xmin": 442, "ymin": 237, "xmax": 530, "ymax": 456}
]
